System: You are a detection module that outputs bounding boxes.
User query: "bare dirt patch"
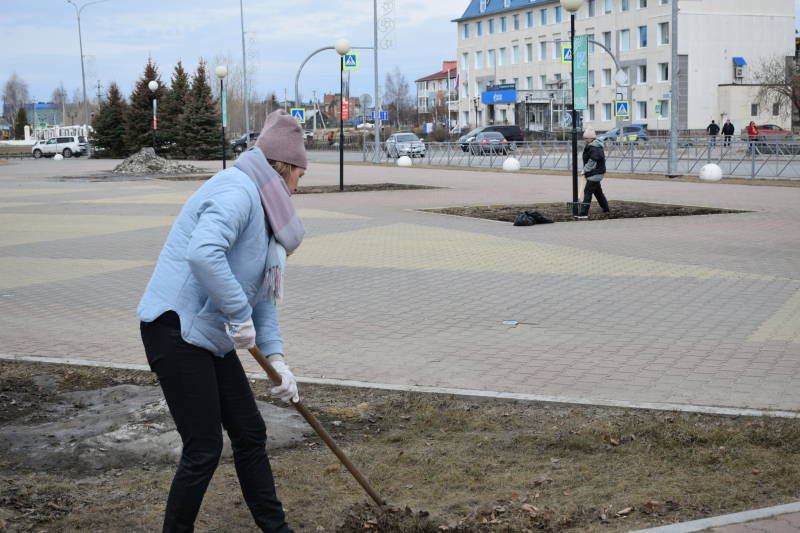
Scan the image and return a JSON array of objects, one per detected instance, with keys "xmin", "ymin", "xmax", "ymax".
[
  {"xmin": 2, "ymin": 360, "xmax": 800, "ymax": 533},
  {"xmin": 423, "ymin": 201, "xmax": 745, "ymax": 223}
]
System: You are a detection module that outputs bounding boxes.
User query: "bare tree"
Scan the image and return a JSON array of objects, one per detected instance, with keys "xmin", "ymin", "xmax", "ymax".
[
  {"xmin": 749, "ymin": 54, "xmax": 800, "ymax": 127},
  {"xmin": 384, "ymin": 67, "xmax": 415, "ymax": 128},
  {"xmin": 52, "ymin": 82, "xmax": 69, "ymax": 125},
  {"xmin": 2, "ymin": 72, "xmax": 30, "ymax": 123},
  {"xmin": 206, "ymin": 51, "xmax": 260, "ymax": 136}
]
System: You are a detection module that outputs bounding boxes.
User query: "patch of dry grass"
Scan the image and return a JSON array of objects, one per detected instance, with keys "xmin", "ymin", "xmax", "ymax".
[{"xmin": 2, "ymin": 361, "xmax": 800, "ymax": 533}]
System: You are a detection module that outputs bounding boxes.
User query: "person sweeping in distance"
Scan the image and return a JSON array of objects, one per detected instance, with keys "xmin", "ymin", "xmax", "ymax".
[
  {"xmin": 575, "ymin": 125, "xmax": 611, "ymax": 219},
  {"xmin": 137, "ymin": 108, "xmax": 306, "ymax": 533}
]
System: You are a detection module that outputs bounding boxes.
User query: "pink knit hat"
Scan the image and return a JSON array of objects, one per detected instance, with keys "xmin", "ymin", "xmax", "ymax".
[
  {"xmin": 583, "ymin": 125, "xmax": 596, "ymax": 139},
  {"xmin": 254, "ymin": 109, "xmax": 308, "ymax": 169}
]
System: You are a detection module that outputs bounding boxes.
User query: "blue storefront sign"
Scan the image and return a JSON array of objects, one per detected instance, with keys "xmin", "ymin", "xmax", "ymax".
[{"xmin": 481, "ymin": 89, "xmax": 517, "ymax": 104}]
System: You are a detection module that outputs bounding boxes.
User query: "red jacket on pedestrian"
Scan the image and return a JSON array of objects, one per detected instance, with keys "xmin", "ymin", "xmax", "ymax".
[{"xmin": 747, "ymin": 125, "xmax": 759, "ymax": 140}]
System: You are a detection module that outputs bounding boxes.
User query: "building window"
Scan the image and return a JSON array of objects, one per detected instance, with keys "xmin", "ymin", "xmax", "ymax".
[
  {"xmin": 525, "ymin": 76, "xmax": 533, "ymax": 89},
  {"xmin": 477, "ymin": 21, "xmax": 483, "ymax": 36},
  {"xmin": 525, "ymin": 42, "xmax": 533, "ymax": 62},
  {"xmin": 539, "ymin": 41, "xmax": 547, "ymax": 60},
  {"xmin": 512, "ymin": 45, "xmax": 520, "ymax": 64},
  {"xmin": 587, "ymin": 0, "xmax": 596, "ymax": 17},
  {"xmin": 489, "ymin": 19, "xmax": 495, "ymax": 34},
  {"xmin": 602, "ymin": 68, "xmax": 611, "ymax": 86},
  {"xmin": 638, "ymin": 65, "xmax": 647, "ymax": 84},
  {"xmin": 773, "ymin": 103, "xmax": 781, "ymax": 116},
  {"xmin": 621, "ymin": 67, "xmax": 630, "ymax": 83},
  {"xmin": 488, "ymin": 49, "xmax": 496, "ymax": 68},
  {"xmin": 658, "ymin": 100, "xmax": 670, "ymax": 119},
  {"xmin": 501, "ymin": 16, "xmax": 507, "ymax": 32},
  {"xmin": 538, "ymin": 75, "xmax": 546, "ymax": 89},
  {"xmin": 499, "ymin": 47, "xmax": 507, "ymax": 66},
  {"xmin": 513, "ymin": 14, "xmax": 520, "ymax": 30},
  {"xmin": 621, "ymin": 0, "xmax": 630, "ymax": 11},
  {"xmin": 660, "ymin": 0, "xmax": 670, "ymax": 4},
  {"xmin": 588, "ymin": 104, "xmax": 595, "ymax": 121},
  {"xmin": 602, "ymin": 31, "xmax": 611, "ymax": 53},
  {"xmin": 554, "ymin": 73, "xmax": 562, "ymax": 81},
  {"xmin": 588, "ymin": 33, "xmax": 595, "ymax": 54},
  {"xmin": 553, "ymin": 39, "xmax": 561, "ymax": 60},
  {"xmin": 527, "ymin": 11, "xmax": 533, "ymax": 27},
  {"xmin": 463, "ymin": 23, "xmax": 469, "ymax": 39},
  {"xmin": 603, "ymin": 103, "xmax": 612, "ymax": 121},
  {"xmin": 620, "ymin": 29, "xmax": 630, "ymax": 51},
  {"xmin": 476, "ymin": 51, "xmax": 483, "ymax": 69},
  {"xmin": 658, "ymin": 22, "xmax": 669, "ymax": 45},
  {"xmin": 604, "ymin": 0, "xmax": 612, "ymax": 14},
  {"xmin": 555, "ymin": 6, "xmax": 562, "ymax": 22},
  {"xmin": 463, "ymin": 110, "xmax": 470, "ymax": 126},
  {"xmin": 504, "ymin": 0, "xmax": 511, "ymax": 6},
  {"xmin": 540, "ymin": 8, "xmax": 547, "ymax": 25},
  {"xmin": 480, "ymin": 0, "xmax": 488, "ymax": 12},
  {"xmin": 513, "ymin": 77, "xmax": 519, "ymax": 88},
  {"xmin": 462, "ymin": 52, "xmax": 469, "ymax": 70},
  {"xmin": 658, "ymin": 62, "xmax": 668, "ymax": 82},
  {"xmin": 464, "ymin": 80, "xmax": 469, "ymax": 97},
  {"xmin": 639, "ymin": 0, "xmax": 647, "ymax": 7},
  {"xmin": 637, "ymin": 101, "xmax": 647, "ymax": 119},
  {"xmin": 638, "ymin": 25, "xmax": 647, "ymax": 47},
  {"xmin": 588, "ymin": 70, "xmax": 595, "ymax": 88},
  {"xmin": 477, "ymin": 81, "xmax": 484, "ymax": 94}
]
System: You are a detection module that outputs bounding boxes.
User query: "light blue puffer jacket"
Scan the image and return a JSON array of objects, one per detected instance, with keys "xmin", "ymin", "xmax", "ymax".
[{"xmin": 137, "ymin": 164, "xmax": 282, "ymax": 357}]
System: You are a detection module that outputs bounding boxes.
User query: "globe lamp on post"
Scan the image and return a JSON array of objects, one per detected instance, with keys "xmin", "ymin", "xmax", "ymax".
[
  {"xmin": 148, "ymin": 80, "xmax": 158, "ymax": 153},
  {"xmin": 560, "ymin": 0, "xmax": 583, "ymax": 216},
  {"xmin": 335, "ymin": 39, "xmax": 351, "ymax": 191},
  {"xmin": 216, "ymin": 66, "xmax": 228, "ymax": 169}
]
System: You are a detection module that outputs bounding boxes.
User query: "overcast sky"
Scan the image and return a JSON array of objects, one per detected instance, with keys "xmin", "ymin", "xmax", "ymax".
[
  {"xmin": 1, "ymin": 0, "xmax": 470, "ymax": 107},
  {"xmin": 2, "ymin": 0, "xmax": 799, "ymax": 108}
]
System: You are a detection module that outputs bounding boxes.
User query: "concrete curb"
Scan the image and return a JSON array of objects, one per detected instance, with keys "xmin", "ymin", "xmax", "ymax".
[
  {"xmin": 2, "ymin": 353, "xmax": 799, "ymax": 419},
  {"xmin": 628, "ymin": 502, "xmax": 800, "ymax": 533}
]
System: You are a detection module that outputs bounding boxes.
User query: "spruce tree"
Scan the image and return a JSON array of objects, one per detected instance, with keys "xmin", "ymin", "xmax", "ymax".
[
  {"xmin": 161, "ymin": 61, "xmax": 190, "ymax": 157},
  {"xmin": 13, "ymin": 107, "xmax": 29, "ymax": 140},
  {"xmin": 180, "ymin": 60, "xmax": 220, "ymax": 160},
  {"xmin": 92, "ymin": 82, "xmax": 128, "ymax": 158},
  {"xmin": 124, "ymin": 58, "xmax": 165, "ymax": 154}
]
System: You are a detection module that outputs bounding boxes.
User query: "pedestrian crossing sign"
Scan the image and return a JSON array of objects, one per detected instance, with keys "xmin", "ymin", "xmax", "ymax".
[
  {"xmin": 654, "ymin": 103, "xmax": 662, "ymax": 116},
  {"xmin": 290, "ymin": 108, "xmax": 305, "ymax": 124},
  {"xmin": 561, "ymin": 46, "xmax": 572, "ymax": 64},
  {"xmin": 615, "ymin": 101, "xmax": 629, "ymax": 117},
  {"xmin": 343, "ymin": 53, "xmax": 358, "ymax": 69}
]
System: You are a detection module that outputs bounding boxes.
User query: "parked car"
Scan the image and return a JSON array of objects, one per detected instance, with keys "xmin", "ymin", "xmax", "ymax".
[
  {"xmin": 468, "ymin": 132, "xmax": 510, "ymax": 155},
  {"xmin": 385, "ymin": 133, "xmax": 426, "ymax": 158},
  {"xmin": 303, "ymin": 130, "xmax": 315, "ymax": 141},
  {"xmin": 596, "ymin": 125, "xmax": 649, "ymax": 143},
  {"xmin": 739, "ymin": 124, "xmax": 792, "ymax": 142},
  {"xmin": 458, "ymin": 125, "xmax": 524, "ymax": 151},
  {"xmin": 230, "ymin": 132, "xmax": 260, "ymax": 154},
  {"xmin": 32, "ymin": 136, "xmax": 88, "ymax": 159}
]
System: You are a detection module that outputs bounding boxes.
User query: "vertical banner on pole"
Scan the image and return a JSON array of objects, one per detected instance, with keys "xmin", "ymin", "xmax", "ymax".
[
  {"xmin": 153, "ymin": 100, "xmax": 157, "ymax": 130},
  {"xmin": 222, "ymin": 89, "xmax": 228, "ymax": 128},
  {"xmin": 573, "ymin": 35, "xmax": 588, "ymax": 111}
]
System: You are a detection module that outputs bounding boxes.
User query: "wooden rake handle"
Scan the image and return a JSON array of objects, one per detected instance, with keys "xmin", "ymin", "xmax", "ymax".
[{"xmin": 247, "ymin": 346, "xmax": 385, "ymax": 506}]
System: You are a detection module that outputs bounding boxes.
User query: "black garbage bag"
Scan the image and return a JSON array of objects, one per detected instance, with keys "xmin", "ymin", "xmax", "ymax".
[
  {"xmin": 514, "ymin": 212, "xmax": 536, "ymax": 226},
  {"xmin": 525, "ymin": 210, "xmax": 555, "ymax": 224}
]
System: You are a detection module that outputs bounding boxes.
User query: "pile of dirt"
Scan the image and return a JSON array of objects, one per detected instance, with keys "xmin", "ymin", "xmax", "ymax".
[
  {"xmin": 112, "ymin": 147, "xmax": 203, "ymax": 175},
  {"xmin": 425, "ymin": 201, "xmax": 745, "ymax": 223}
]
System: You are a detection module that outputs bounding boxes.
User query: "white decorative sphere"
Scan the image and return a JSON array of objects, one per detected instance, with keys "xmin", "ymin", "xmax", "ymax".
[
  {"xmin": 215, "ymin": 66, "xmax": 228, "ymax": 79},
  {"xmin": 334, "ymin": 39, "xmax": 351, "ymax": 56},
  {"xmin": 699, "ymin": 164, "xmax": 723, "ymax": 181},
  {"xmin": 54, "ymin": 154, "xmax": 64, "ymax": 161},
  {"xmin": 503, "ymin": 157, "xmax": 521, "ymax": 172},
  {"xmin": 397, "ymin": 156, "xmax": 413, "ymax": 167},
  {"xmin": 148, "ymin": 80, "xmax": 158, "ymax": 91}
]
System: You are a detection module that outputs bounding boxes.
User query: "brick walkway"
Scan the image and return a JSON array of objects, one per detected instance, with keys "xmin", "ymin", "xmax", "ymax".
[{"xmin": 1, "ymin": 158, "xmax": 799, "ymax": 411}]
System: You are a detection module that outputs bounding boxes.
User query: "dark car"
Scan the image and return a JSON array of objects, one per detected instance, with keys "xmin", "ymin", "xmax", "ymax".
[
  {"xmin": 230, "ymin": 132, "xmax": 260, "ymax": 154},
  {"xmin": 458, "ymin": 125, "xmax": 524, "ymax": 151},
  {"xmin": 469, "ymin": 132, "xmax": 510, "ymax": 155}
]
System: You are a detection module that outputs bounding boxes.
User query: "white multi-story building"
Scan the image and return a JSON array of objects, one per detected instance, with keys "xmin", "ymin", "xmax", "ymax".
[{"xmin": 454, "ymin": 0, "xmax": 794, "ymax": 133}]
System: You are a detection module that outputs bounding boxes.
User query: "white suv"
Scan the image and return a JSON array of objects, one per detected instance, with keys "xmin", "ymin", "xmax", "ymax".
[{"xmin": 32, "ymin": 136, "xmax": 88, "ymax": 159}]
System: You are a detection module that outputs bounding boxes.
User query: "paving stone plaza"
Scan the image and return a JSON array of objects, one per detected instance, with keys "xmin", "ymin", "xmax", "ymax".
[{"xmin": 1, "ymin": 158, "xmax": 799, "ymax": 412}]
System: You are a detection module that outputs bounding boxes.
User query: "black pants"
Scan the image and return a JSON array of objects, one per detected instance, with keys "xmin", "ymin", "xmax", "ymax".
[
  {"xmin": 579, "ymin": 179, "xmax": 610, "ymax": 216},
  {"xmin": 723, "ymin": 135, "xmax": 732, "ymax": 147},
  {"xmin": 140, "ymin": 312, "xmax": 291, "ymax": 533}
]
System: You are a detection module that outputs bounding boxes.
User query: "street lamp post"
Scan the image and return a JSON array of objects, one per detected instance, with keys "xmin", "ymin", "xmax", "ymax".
[
  {"xmin": 216, "ymin": 66, "xmax": 228, "ymax": 169},
  {"xmin": 67, "ymin": 0, "xmax": 108, "ymax": 158},
  {"xmin": 335, "ymin": 39, "xmax": 351, "ymax": 191},
  {"xmin": 148, "ymin": 80, "xmax": 158, "ymax": 153},
  {"xmin": 561, "ymin": 0, "xmax": 583, "ymax": 217}
]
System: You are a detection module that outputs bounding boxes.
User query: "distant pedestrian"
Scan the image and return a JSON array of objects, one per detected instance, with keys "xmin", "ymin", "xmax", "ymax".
[
  {"xmin": 575, "ymin": 126, "xmax": 610, "ymax": 219},
  {"xmin": 746, "ymin": 121, "xmax": 759, "ymax": 154},
  {"xmin": 707, "ymin": 120, "xmax": 720, "ymax": 148},
  {"xmin": 721, "ymin": 119, "xmax": 735, "ymax": 147}
]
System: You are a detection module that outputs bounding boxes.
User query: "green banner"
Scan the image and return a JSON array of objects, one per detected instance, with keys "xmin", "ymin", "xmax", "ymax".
[
  {"xmin": 222, "ymin": 89, "xmax": 227, "ymax": 128},
  {"xmin": 573, "ymin": 35, "xmax": 588, "ymax": 111}
]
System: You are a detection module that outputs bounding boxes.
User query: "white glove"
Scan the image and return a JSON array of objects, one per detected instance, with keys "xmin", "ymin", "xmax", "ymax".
[
  {"xmin": 225, "ymin": 317, "xmax": 255, "ymax": 350},
  {"xmin": 270, "ymin": 360, "xmax": 300, "ymax": 403}
]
